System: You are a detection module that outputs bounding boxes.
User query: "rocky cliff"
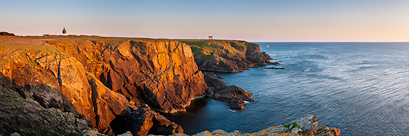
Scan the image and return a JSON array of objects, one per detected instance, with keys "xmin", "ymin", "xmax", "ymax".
[
  {"xmin": 46, "ymin": 39, "xmax": 207, "ymax": 113},
  {"xmin": 0, "ymin": 36, "xmax": 207, "ymax": 135},
  {"xmin": 0, "ymin": 36, "xmax": 340, "ymax": 136},
  {"xmin": 179, "ymin": 40, "xmax": 274, "ymax": 73}
]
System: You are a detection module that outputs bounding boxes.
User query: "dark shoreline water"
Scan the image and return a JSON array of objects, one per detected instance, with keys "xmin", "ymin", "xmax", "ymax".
[{"xmin": 166, "ymin": 42, "xmax": 409, "ymax": 136}]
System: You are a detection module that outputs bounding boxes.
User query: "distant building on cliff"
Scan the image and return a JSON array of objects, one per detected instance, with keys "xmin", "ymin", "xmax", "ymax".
[
  {"xmin": 62, "ymin": 27, "xmax": 66, "ymax": 35},
  {"xmin": 209, "ymin": 36, "xmax": 213, "ymax": 40}
]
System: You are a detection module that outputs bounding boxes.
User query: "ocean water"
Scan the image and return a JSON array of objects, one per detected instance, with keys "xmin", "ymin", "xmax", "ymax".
[{"xmin": 166, "ymin": 42, "xmax": 409, "ymax": 136}]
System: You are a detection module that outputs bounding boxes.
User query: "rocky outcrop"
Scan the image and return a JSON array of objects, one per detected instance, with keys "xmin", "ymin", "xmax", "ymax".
[
  {"xmin": 203, "ymin": 72, "xmax": 254, "ymax": 111},
  {"xmin": 0, "ymin": 73, "xmax": 89, "ymax": 136},
  {"xmin": 110, "ymin": 105, "xmax": 183, "ymax": 136},
  {"xmin": 149, "ymin": 115, "xmax": 340, "ymax": 136},
  {"xmin": 47, "ymin": 40, "xmax": 207, "ymax": 113},
  {"xmin": 0, "ymin": 40, "xmax": 137, "ymax": 134},
  {"xmin": 0, "ymin": 36, "xmax": 207, "ymax": 135},
  {"xmin": 180, "ymin": 40, "xmax": 274, "ymax": 73}
]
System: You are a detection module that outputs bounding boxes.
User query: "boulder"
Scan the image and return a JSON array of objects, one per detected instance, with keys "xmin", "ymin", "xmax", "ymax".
[
  {"xmin": 291, "ymin": 115, "xmax": 318, "ymax": 136},
  {"xmin": 110, "ymin": 105, "xmax": 183, "ymax": 136}
]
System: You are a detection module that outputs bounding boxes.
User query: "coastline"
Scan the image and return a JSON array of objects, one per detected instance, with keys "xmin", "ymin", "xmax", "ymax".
[{"xmin": 0, "ymin": 35, "xmax": 340, "ymax": 136}]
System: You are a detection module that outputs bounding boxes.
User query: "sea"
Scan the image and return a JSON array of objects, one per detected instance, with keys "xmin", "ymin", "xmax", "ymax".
[{"xmin": 165, "ymin": 42, "xmax": 409, "ymax": 136}]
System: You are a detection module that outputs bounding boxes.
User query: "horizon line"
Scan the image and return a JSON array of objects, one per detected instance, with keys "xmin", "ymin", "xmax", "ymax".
[{"xmin": 6, "ymin": 34, "xmax": 409, "ymax": 43}]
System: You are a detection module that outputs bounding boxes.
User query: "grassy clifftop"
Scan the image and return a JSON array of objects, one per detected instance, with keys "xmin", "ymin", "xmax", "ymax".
[{"xmin": 177, "ymin": 39, "xmax": 273, "ymax": 73}]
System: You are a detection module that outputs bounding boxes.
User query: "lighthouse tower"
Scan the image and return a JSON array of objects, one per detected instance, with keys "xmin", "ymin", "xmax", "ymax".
[{"xmin": 62, "ymin": 27, "xmax": 67, "ymax": 35}]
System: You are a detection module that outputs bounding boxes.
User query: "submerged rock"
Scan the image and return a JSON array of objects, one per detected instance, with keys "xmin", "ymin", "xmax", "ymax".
[
  {"xmin": 270, "ymin": 62, "xmax": 281, "ymax": 65},
  {"xmin": 266, "ymin": 67, "xmax": 285, "ymax": 69}
]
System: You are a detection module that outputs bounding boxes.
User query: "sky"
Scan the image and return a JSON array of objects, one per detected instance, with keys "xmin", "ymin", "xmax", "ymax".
[{"xmin": 1, "ymin": 0, "xmax": 409, "ymax": 42}]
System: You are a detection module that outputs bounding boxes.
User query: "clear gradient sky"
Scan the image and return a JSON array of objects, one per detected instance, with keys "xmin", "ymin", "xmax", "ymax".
[{"xmin": 1, "ymin": 0, "xmax": 409, "ymax": 42}]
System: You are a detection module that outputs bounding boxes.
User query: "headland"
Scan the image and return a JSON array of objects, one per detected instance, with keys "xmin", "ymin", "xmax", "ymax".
[{"xmin": 0, "ymin": 34, "xmax": 339, "ymax": 136}]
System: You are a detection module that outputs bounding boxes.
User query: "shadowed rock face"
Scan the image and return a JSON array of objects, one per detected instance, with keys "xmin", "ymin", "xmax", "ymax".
[
  {"xmin": 110, "ymin": 105, "xmax": 183, "ymax": 136},
  {"xmin": 0, "ymin": 73, "xmax": 90, "ymax": 136}
]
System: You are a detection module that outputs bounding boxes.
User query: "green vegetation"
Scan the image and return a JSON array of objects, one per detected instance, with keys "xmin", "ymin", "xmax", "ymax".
[
  {"xmin": 202, "ymin": 54, "xmax": 215, "ymax": 59},
  {"xmin": 284, "ymin": 122, "xmax": 300, "ymax": 132},
  {"xmin": 191, "ymin": 47, "xmax": 203, "ymax": 55},
  {"xmin": 245, "ymin": 43, "xmax": 253, "ymax": 47},
  {"xmin": 178, "ymin": 40, "xmax": 207, "ymax": 47}
]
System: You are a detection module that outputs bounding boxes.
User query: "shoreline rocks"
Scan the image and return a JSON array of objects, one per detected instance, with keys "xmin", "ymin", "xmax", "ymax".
[
  {"xmin": 147, "ymin": 115, "xmax": 340, "ymax": 136},
  {"xmin": 110, "ymin": 105, "xmax": 183, "ymax": 136},
  {"xmin": 203, "ymin": 72, "xmax": 254, "ymax": 111}
]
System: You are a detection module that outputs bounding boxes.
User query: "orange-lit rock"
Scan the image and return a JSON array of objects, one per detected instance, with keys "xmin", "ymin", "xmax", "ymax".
[
  {"xmin": 0, "ymin": 36, "xmax": 208, "ymax": 135},
  {"xmin": 47, "ymin": 39, "xmax": 207, "ymax": 113}
]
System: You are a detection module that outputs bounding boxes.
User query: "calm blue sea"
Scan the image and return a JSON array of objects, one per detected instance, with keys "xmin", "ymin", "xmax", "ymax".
[{"xmin": 166, "ymin": 42, "xmax": 409, "ymax": 136}]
